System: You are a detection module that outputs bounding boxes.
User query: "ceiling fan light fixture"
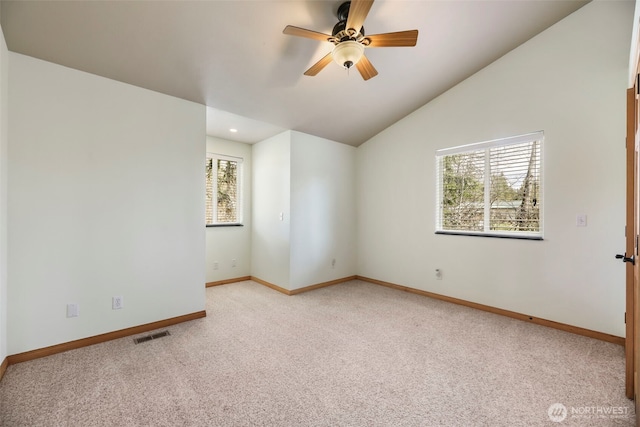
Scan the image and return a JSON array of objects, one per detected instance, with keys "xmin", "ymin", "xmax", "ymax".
[{"xmin": 332, "ymin": 40, "xmax": 364, "ymax": 69}]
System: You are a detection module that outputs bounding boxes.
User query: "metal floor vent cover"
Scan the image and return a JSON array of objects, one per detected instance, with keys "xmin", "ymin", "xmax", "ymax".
[{"xmin": 133, "ymin": 330, "xmax": 170, "ymax": 344}]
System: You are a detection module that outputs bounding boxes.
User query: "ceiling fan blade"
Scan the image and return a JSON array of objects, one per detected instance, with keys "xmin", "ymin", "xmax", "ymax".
[
  {"xmin": 356, "ymin": 55, "xmax": 378, "ymax": 81},
  {"xmin": 346, "ymin": 0, "xmax": 374, "ymax": 35},
  {"xmin": 304, "ymin": 52, "xmax": 334, "ymax": 76},
  {"xmin": 283, "ymin": 25, "xmax": 332, "ymax": 42},
  {"xmin": 366, "ymin": 30, "xmax": 419, "ymax": 47}
]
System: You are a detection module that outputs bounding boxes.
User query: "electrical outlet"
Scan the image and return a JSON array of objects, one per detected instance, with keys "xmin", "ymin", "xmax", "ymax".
[
  {"xmin": 232, "ymin": 259, "xmax": 237, "ymax": 267},
  {"xmin": 213, "ymin": 261, "xmax": 219, "ymax": 270},
  {"xmin": 66, "ymin": 303, "xmax": 79, "ymax": 318},
  {"xmin": 576, "ymin": 214, "xmax": 587, "ymax": 227},
  {"xmin": 331, "ymin": 258, "xmax": 336, "ymax": 269},
  {"xmin": 112, "ymin": 296, "xmax": 123, "ymax": 310},
  {"xmin": 435, "ymin": 269, "xmax": 442, "ymax": 280}
]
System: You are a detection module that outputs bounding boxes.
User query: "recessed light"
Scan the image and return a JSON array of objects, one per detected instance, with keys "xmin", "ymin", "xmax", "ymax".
[{"xmin": 230, "ymin": 128, "xmax": 238, "ymax": 133}]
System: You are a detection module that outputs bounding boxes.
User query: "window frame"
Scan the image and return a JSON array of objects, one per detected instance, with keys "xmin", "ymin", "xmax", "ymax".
[
  {"xmin": 435, "ymin": 132, "xmax": 544, "ymax": 240},
  {"xmin": 206, "ymin": 153, "xmax": 244, "ymax": 227}
]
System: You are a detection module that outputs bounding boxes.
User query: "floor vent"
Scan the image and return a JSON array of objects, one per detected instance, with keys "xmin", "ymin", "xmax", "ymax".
[{"xmin": 133, "ymin": 330, "xmax": 170, "ymax": 344}]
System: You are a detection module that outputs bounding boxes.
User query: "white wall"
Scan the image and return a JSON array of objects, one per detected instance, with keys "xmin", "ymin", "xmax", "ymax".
[
  {"xmin": 0, "ymin": 23, "xmax": 8, "ymax": 363},
  {"xmin": 290, "ymin": 131, "xmax": 356, "ymax": 289},
  {"xmin": 251, "ymin": 130, "xmax": 357, "ymax": 290},
  {"xmin": 8, "ymin": 53, "xmax": 206, "ymax": 355},
  {"xmin": 251, "ymin": 131, "xmax": 291, "ymax": 288},
  {"xmin": 205, "ymin": 136, "xmax": 252, "ymax": 282},
  {"xmin": 357, "ymin": 0, "xmax": 633, "ymax": 337}
]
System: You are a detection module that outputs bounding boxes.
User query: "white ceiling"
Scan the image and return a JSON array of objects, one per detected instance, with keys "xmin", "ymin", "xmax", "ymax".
[{"xmin": 0, "ymin": 0, "xmax": 589, "ymax": 147}]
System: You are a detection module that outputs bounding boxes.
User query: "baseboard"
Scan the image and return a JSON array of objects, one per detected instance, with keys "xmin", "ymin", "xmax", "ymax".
[
  {"xmin": 0, "ymin": 356, "xmax": 7, "ymax": 382},
  {"xmin": 251, "ymin": 276, "xmax": 357, "ymax": 296},
  {"xmin": 206, "ymin": 276, "xmax": 251, "ymax": 287},
  {"xmin": 251, "ymin": 277, "xmax": 291, "ymax": 295},
  {"xmin": 6, "ymin": 310, "xmax": 207, "ymax": 365},
  {"xmin": 356, "ymin": 276, "xmax": 625, "ymax": 346},
  {"xmin": 290, "ymin": 276, "xmax": 358, "ymax": 295}
]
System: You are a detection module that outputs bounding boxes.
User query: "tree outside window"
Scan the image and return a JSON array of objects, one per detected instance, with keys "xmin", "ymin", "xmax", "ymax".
[{"xmin": 436, "ymin": 132, "xmax": 543, "ymax": 239}]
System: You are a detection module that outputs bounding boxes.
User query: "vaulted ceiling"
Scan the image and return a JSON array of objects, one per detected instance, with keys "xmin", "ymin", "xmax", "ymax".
[{"xmin": 1, "ymin": 0, "xmax": 589, "ymax": 146}]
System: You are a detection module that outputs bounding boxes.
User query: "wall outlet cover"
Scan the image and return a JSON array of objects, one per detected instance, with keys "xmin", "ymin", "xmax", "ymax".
[
  {"xmin": 66, "ymin": 303, "xmax": 79, "ymax": 318},
  {"xmin": 576, "ymin": 214, "xmax": 587, "ymax": 227}
]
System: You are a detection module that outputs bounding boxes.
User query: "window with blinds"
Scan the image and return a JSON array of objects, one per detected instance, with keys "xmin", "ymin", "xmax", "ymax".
[
  {"xmin": 435, "ymin": 132, "xmax": 543, "ymax": 239},
  {"xmin": 206, "ymin": 154, "xmax": 243, "ymax": 226}
]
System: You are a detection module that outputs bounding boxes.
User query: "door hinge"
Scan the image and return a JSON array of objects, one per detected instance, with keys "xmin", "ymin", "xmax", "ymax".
[{"xmin": 625, "ymin": 312, "xmax": 627, "ymax": 324}]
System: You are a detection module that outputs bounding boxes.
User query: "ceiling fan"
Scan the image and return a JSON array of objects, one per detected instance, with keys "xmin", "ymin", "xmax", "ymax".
[{"xmin": 283, "ymin": 0, "xmax": 418, "ymax": 81}]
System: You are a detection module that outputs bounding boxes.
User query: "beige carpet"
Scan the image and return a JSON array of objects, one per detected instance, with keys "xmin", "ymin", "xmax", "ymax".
[{"xmin": 0, "ymin": 280, "xmax": 634, "ymax": 426}]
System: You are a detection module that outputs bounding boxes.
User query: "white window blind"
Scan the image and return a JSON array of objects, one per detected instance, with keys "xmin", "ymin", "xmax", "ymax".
[
  {"xmin": 206, "ymin": 154, "xmax": 243, "ymax": 226},
  {"xmin": 435, "ymin": 132, "xmax": 543, "ymax": 239}
]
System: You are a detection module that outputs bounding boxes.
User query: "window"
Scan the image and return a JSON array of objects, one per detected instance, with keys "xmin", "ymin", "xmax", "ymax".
[
  {"xmin": 206, "ymin": 154, "xmax": 243, "ymax": 226},
  {"xmin": 435, "ymin": 132, "xmax": 543, "ymax": 239}
]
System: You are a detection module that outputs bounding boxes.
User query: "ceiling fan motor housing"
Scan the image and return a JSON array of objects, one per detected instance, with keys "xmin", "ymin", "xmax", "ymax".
[{"xmin": 333, "ymin": 1, "xmax": 364, "ymax": 41}]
